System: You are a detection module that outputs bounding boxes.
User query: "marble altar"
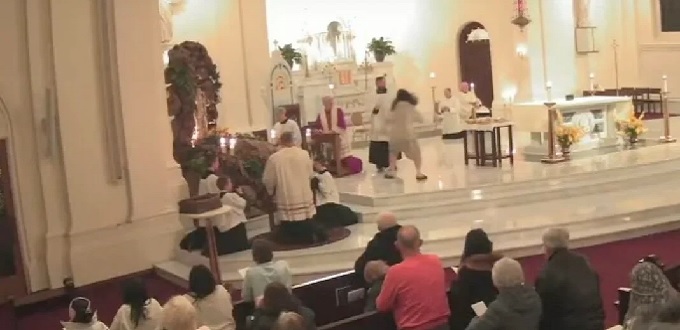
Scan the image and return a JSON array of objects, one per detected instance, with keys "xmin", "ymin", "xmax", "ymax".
[{"xmin": 511, "ymin": 96, "xmax": 632, "ymax": 155}]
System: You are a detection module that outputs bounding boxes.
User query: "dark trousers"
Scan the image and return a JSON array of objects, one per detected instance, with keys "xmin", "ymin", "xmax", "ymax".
[{"xmin": 278, "ymin": 219, "xmax": 327, "ymax": 245}]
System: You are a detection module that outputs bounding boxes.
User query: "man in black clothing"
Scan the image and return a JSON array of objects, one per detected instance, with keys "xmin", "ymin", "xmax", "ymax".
[
  {"xmin": 536, "ymin": 227, "xmax": 605, "ymax": 330},
  {"xmin": 354, "ymin": 211, "xmax": 403, "ymax": 285}
]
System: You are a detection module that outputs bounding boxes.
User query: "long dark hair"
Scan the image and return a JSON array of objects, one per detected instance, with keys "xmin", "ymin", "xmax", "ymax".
[
  {"xmin": 261, "ymin": 282, "xmax": 301, "ymax": 315},
  {"xmin": 391, "ymin": 89, "xmax": 418, "ymax": 110},
  {"xmin": 461, "ymin": 228, "xmax": 493, "ymax": 261},
  {"xmin": 189, "ymin": 265, "xmax": 217, "ymax": 299},
  {"xmin": 69, "ymin": 297, "xmax": 95, "ymax": 324},
  {"xmin": 122, "ymin": 278, "xmax": 149, "ymax": 327}
]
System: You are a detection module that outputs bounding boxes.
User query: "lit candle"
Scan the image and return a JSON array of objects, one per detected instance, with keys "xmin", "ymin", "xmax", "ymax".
[
  {"xmin": 305, "ymin": 128, "xmax": 311, "ymax": 138},
  {"xmin": 546, "ymin": 81, "xmax": 553, "ymax": 101},
  {"xmin": 429, "ymin": 72, "xmax": 436, "ymax": 79},
  {"xmin": 589, "ymin": 73, "xmax": 595, "ymax": 91},
  {"xmin": 228, "ymin": 137, "xmax": 237, "ymax": 155},
  {"xmin": 470, "ymin": 82, "xmax": 475, "ymax": 91},
  {"xmin": 328, "ymin": 84, "xmax": 335, "ymax": 90},
  {"xmin": 663, "ymin": 75, "xmax": 668, "ymax": 93},
  {"xmin": 269, "ymin": 129, "xmax": 276, "ymax": 141},
  {"xmin": 219, "ymin": 136, "xmax": 227, "ymax": 153}
]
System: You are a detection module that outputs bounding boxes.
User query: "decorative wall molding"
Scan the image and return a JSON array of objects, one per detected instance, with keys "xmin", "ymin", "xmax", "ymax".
[{"xmin": 638, "ymin": 43, "xmax": 680, "ymax": 51}]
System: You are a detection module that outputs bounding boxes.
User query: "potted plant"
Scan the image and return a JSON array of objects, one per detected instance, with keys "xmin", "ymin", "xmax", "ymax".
[
  {"xmin": 555, "ymin": 125, "xmax": 584, "ymax": 159},
  {"xmin": 278, "ymin": 44, "xmax": 302, "ymax": 68},
  {"xmin": 367, "ymin": 37, "xmax": 396, "ymax": 62},
  {"xmin": 616, "ymin": 110, "xmax": 647, "ymax": 146}
]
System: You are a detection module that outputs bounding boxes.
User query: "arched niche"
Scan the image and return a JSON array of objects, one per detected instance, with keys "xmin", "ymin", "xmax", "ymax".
[{"xmin": 458, "ymin": 21, "xmax": 495, "ymax": 110}]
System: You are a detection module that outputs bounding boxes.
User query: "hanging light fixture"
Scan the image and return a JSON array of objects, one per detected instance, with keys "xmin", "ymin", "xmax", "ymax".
[
  {"xmin": 511, "ymin": 0, "xmax": 531, "ymax": 31},
  {"xmin": 466, "ymin": 28, "xmax": 491, "ymax": 43}
]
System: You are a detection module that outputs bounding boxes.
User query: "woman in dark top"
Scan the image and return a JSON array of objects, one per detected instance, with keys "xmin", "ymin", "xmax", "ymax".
[
  {"xmin": 448, "ymin": 229, "xmax": 502, "ymax": 330},
  {"xmin": 248, "ymin": 282, "xmax": 316, "ymax": 330}
]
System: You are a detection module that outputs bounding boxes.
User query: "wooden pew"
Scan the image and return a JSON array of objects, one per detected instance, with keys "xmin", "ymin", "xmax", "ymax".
[
  {"xmin": 615, "ymin": 262, "xmax": 680, "ymax": 325},
  {"xmin": 318, "ymin": 311, "xmax": 396, "ymax": 330},
  {"xmin": 0, "ymin": 298, "xmax": 17, "ymax": 330}
]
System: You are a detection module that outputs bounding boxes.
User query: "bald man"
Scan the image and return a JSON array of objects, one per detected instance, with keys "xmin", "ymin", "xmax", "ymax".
[
  {"xmin": 377, "ymin": 225, "xmax": 450, "ymax": 330},
  {"xmin": 353, "ymin": 212, "xmax": 403, "ymax": 285}
]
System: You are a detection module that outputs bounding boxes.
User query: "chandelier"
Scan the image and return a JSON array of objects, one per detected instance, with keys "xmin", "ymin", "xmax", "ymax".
[{"xmin": 511, "ymin": 0, "xmax": 531, "ymax": 31}]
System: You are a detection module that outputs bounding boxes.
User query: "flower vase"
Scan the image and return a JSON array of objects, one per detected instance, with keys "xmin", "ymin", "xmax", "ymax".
[
  {"xmin": 628, "ymin": 135, "xmax": 639, "ymax": 147},
  {"xmin": 560, "ymin": 146, "xmax": 571, "ymax": 159}
]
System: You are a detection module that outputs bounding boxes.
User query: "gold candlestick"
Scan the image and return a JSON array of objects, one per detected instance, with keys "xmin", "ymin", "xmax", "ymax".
[
  {"xmin": 659, "ymin": 91, "xmax": 676, "ymax": 143},
  {"xmin": 541, "ymin": 102, "xmax": 565, "ymax": 164}
]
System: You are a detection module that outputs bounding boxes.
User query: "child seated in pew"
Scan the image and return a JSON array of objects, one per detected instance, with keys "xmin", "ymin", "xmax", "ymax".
[
  {"xmin": 310, "ymin": 162, "xmax": 358, "ymax": 228},
  {"xmin": 179, "ymin": 174, "xmax": 250, "ymax": 255},
  {"xmin": 61, "ymin": 297, "xmax": 109, "ymax": 330}
]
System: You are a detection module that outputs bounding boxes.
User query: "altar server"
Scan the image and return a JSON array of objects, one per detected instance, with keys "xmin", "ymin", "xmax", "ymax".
[
  {"xmin": 439, "ymin": 88, "xmax": 465, "ymax": 140},
  {"xmin": 263, "ymin": 132, "xmax": 325, "ymax": 244},
  {"xmin": 272, "ymin": 107, "xmax": 302, "ymax": 147},
  {"xmin": 61, "ymin": 297, "xmax": 109, "ymax": 330},
  {"xmin": 385, "ymin": 89, "xmax": 427, "ymax": 181},
  {"xmin": 313, "ymin": 96, "xmax": 363, "ymax": 175},
  {"xmin": 368, "ymin": 76, "xmax": 394, "ymax": 171},
  {"xmin": 311, "ymin": 162, "xmax": 358, "ymax": 228},
  {"xmin": 458, "ymin": 82, "xmax": 489, "ymax": 117}
]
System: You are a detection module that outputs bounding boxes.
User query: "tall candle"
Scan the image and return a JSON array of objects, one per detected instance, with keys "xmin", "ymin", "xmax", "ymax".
[
  {"xmin": 429, "ymin": 72, "xmax": 436, "ymax": 79},
  {"xmin": 470, "ymin": 82, "xmax": 475, "ymax": 91},
  {"xmin": 305, "ymin": 128, "xmax": 311, "ymax": 138},
  {"xmin": 546, "ymin": 81, "xmax": 553, "ymax": 101},
  {"xmin": 663, "ymin": 75, "xmax": 668, "ymax": 93},
  {"xmin": 589, "ymin": 73, "xmax": 595, "ymax": 91},
  {"xmin": 228, "ymin": 137, "xmax": 236, "ymax": 149},
  {"xmin": 269, "ymin": 129, "xmax": 276, "ymax": 141}
]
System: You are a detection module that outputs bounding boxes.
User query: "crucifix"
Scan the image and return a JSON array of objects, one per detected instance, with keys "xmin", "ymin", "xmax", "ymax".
[
  {"xmin": 612, "ymin": 39, "xmax": 620, "ymax": 95},
  {"xmin": 359, "ymin": 50, "xmax": 373, "ymax": 91}
]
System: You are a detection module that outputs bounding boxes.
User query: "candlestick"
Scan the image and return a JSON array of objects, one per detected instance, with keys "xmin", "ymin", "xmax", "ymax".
[
  {"xmin": 589, "ymin": 73, "xmax": 595, "ymax": 92},
  {"xmin": 219, "ymin": 137, "xmax": 227, "ymax": 153},
  {"xmin": 470, "ymin": 82, "xmax": 475, "ymax": 91},
  {"xmin": 269, "ymin": 129, "xmax": 276, "ymax": 142},
  {"xmin": 228, "ymin": 137, "xmax": 237, "ymax": 155},
  {"xmin": 663, "ymin": 75, "xmax": 668, "ymax": 93},
  {"xmin": 546, "ymin": 81, "xmax": 553, "ymax": 101},
  {"xmin": 305, "ymin": 128, "xmax": 311, "ymax": 138}
]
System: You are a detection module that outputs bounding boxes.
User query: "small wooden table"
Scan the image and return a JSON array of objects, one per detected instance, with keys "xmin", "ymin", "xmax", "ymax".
[
  {"xmin": 180, "ymin": 205, "xmax": 233, "ymax": 282},
  {"xmin": 310, "ymin": 132, "xmax": 347, "ymax": 177},
  {"xmin": 462, "ymin": 121, "xmax": 514, "ymax": 167}
]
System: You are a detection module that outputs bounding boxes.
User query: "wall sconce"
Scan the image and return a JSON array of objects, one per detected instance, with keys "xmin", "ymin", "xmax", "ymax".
[
  {"xmin": 511, "ymin": 0, "xmax": 531, "ymax": 31},
  {"xmin": 515, "ymin": 44, "xmax": 528, "ymax": 58}
]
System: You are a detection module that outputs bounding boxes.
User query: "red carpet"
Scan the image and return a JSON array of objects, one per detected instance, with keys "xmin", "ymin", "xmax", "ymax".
[{"xmin": 5, "ymin": 229, "xmax": 680, "ymax": 329}]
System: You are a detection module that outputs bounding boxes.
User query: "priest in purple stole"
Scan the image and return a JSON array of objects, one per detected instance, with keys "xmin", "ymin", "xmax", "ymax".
[{"xmin": 313, "ymin": 96, "xmax": 363, "ymax": 175}]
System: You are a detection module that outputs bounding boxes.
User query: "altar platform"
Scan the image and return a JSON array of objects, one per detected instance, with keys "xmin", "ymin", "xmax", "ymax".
[{"xmin": 156, "ymin": 117, "xmax": 680, "ymax": 286}]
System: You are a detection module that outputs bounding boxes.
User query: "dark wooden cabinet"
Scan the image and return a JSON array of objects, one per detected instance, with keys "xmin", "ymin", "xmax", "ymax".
[
  {"xmin": 660, "ymin": 0, "xmax": 680, "ymax": 32},
  {"xmin": 0, "ymin": 139, "xmax": 27, "ymax": 302}
]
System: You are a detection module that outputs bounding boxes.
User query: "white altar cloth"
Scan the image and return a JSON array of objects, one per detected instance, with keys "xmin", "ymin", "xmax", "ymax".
[{"xmin": 511, "ymin": 96, "xmax": 632, "ymax": 154}]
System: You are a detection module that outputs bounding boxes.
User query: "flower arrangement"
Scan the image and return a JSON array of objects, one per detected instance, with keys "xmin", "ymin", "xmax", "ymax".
[
  {"xmin": 555, "ymin": 125, "xmax": 585, "ymax": 149},
  {"xmin": 616, "ymin": 111, "xmax": 647, "ymax": 142}
]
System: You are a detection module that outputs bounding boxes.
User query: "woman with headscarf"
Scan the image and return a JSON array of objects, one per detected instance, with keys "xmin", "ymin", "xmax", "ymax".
[
  {"xmin": 448, "ymin": 229, "xmax": 503, "ymax": 330},
  {"xmin": 625, "ymin": 260, "xmax": 678, "ymax": 330}
]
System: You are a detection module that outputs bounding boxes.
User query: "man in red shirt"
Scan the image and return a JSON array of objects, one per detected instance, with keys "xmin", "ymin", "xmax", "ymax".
[{"xmin": 376, "ymin": 225, "xmax": 450, "ymax": 330}]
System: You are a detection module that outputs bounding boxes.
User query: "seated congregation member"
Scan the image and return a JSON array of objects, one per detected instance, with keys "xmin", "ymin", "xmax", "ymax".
[
  {"xmin": 364, "ymin": 260, "xmax": 389, "ymax": 312},
  {"xmin": 110, "ymin": 278, "xmax": 163, "ymax": 330},
  {"xmin": 263, "ymin": 132, "xmax": 326, "ymax": 245},
  {"xmin": 313, "ymin": 96, "xmax": 363, "ymax": 175},
  {"xmin": 179, "ymin": 175, "xmax": 249, "ymax": 255},
  {"xmin": 310, "ymin": 162, "xmax": 358, "ymax": 228},
  {"xmin": 272, "ymin": 107, "xmax": 302, "ymax": 147},
  {"xmin": 243, "ymin": 239, "xmax": 293, "ymax": 303},
  {"xmin": 649, "ymin": 296, "xmax": 680, "ymax": 330},
  {"xmin": 354, "ymin": 211, "xmax": 403, "ymax": 286},
  {"xmin": 465, "ymin": 257, "xmax": 541, "ymax": 330},
  {"xmin": 162, "ymin": 295, "xmax": 210, "ymax": 330},
  {"xmin": 61, "ymin": 297, "xmax": 109, "ymax": 330},
  {"xmin": 377, "ymin": 225, "xmax": 450, "ymax": 330},
  {"xmin": 449, "ymin": 229, "xmax": 501, "ymax": 330},
  {"xmin": 535, "ymin": 228, "xmax": 604, "ymax": 330},
  {"xmin": 624, "ymin": 259, "xmax": 678, "ymax": 330},
  {"xmin": 248, "ymin": 282, "xmax": 316, "ymax": 330},
  {"xmin": 274, "ymin": 312, "xmax": 307, "ymax": 330},
  {"xmin": 185, "ymin": 265, "xmax": 236, "ymax": 330}
]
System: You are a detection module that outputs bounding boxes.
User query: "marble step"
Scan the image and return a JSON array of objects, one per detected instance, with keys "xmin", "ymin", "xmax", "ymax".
[
  {"xmin": 350, "ymin": 162, "xmax": 680, "ymax": 222},
  {"xmin": 340, "ymin": 157, "xmax": 680, "ymax": 207},
  {"xmin": 157, "ymin": 205, "xmax": 680, "ymax": 286},
  {"xmin": 168, "ymin": 178, "xmax": 680, "ymax": 282}
]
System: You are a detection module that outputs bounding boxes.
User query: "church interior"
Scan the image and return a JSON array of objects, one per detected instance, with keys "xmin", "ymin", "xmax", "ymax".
[{"xmin": 2, "ymin": 0, "xmax": 680, "ymax": 329}]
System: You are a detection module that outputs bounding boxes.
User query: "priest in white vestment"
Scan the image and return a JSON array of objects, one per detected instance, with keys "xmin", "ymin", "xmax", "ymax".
[
  {"xmin": 263, "ymin": 132, "xmax": 325, "ymax": 244},
  {"xmin": 438, "ymin": 88, "xmax": 466, "ymax": 140},
  {"xmin": 368, "ymin": 76, "xmax": 397, "ymax": 171},
  {"xmin": 457, "ymin": 82, "xmax": 490, "ymax": 118},
  {"xmin": 271, "ymin": 107, "xmax": 302, "ymax": 147}
]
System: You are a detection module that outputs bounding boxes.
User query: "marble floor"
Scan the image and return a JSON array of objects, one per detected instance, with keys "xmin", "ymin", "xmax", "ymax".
[{"xmin": 156, "ymin": 117, "xmax": 680, "ymax": 284}]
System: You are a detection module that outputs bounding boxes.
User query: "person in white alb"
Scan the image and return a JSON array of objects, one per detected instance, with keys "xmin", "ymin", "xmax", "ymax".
[
  {"xmin": 110, "ymin": 278, "xmax": 163, "ymax": 330},
  {"xmin": 272, "ymin": 107, "xmax": 302, "ymax": 147},
  {"xmin": 438, "ymin": 88, "xmax": 465, "ymax": 140},
  {"xmin": 161, "ymin": 295, "xmax": 211, "ymax": 330},
  {"xmin": 186, "ymin": 265, "xmax": 236, "ymax": 330},
  {"xmin": 368, "ymin": 76, "xmax": 397, "ymax": 172},
  {"xmin": 311, "ymin": 162, "xmax": 358, "ymax": 228},
  {"xmin": 457, "ymin": 82, "xmax": 490, "ymax": 118}
]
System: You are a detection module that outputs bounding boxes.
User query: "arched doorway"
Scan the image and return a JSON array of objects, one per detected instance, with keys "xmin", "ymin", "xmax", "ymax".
[{"xmin": 458, "ymin": 22, "xmax": 494, "ymax": 110}]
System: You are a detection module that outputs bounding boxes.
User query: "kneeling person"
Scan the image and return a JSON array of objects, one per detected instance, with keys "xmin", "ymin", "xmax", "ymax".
[{"xmin": 311, "ymin": 162, "xmax": 358, "ymax": 228}]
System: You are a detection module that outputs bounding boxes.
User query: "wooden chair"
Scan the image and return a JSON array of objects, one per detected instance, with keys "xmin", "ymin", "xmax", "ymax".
[
  {"xmin": 310, "ymin": 132, "xmax": 347, "ymax": 177},
  {"xmin": 639, "ymin": 88, "xmax": 663, "ymax": 114},
  {"xmin": 619, "ymin": 88, "xmax": 645, "ymax": 115}
]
